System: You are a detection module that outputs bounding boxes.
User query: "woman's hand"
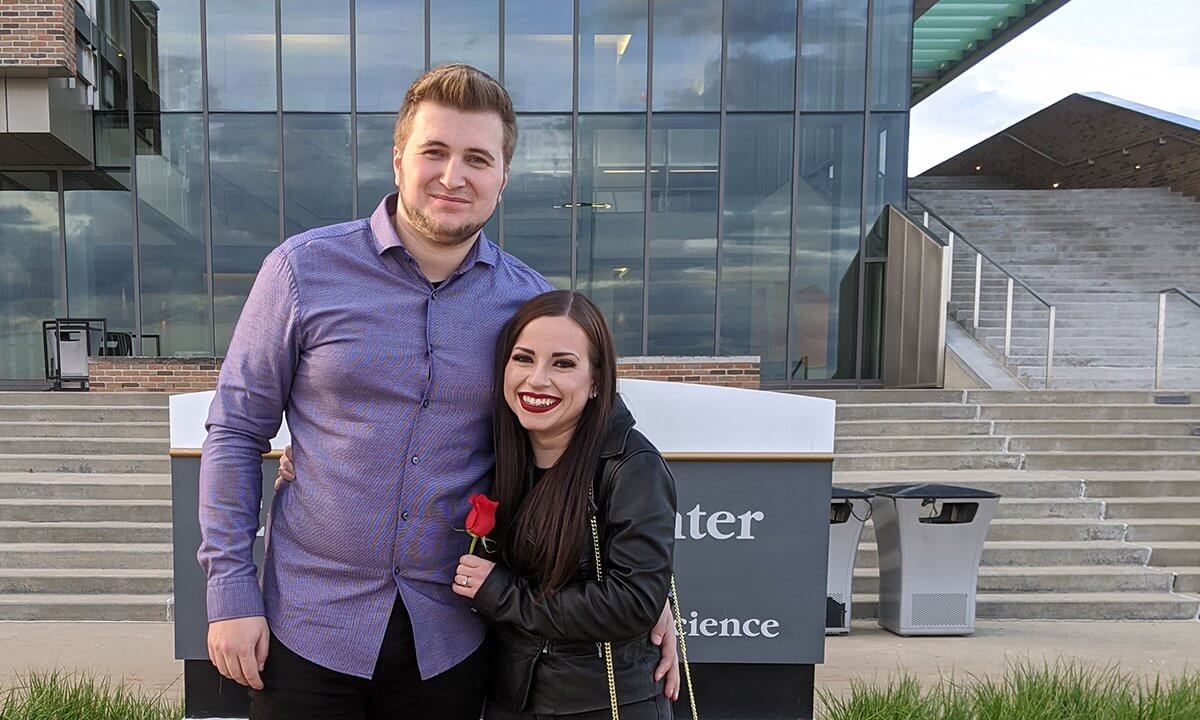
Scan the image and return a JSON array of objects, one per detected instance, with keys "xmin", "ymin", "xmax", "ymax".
[
  {"xmin": 452, "ymin": 554, "xmax": 495, "ymax": 600},
  {"xmin": 273, "ymin": 445, "xmax": 294, "ymax": 491},
  {"xmin": 651, "ymin": 599, "xmax": 681, "ymax": 701}
]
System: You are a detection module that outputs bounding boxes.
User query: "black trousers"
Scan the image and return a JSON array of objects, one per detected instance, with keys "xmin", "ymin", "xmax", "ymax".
[
  {"xmin": 249, "ymin": 595, "xmax": 488, "ymax": 720},
  {"xmin": 483, "ymin": 694, "xmax": 673, "ymax": 720}
]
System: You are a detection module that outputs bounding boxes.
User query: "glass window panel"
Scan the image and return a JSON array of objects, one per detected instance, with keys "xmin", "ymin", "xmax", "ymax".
[
  {"xmin": 503, "ymin": 115, "xmax": 572, "ymax": 289},
  {"xmin": 505, "ymin": 0, "xmax": 573, "ymax": 112},
  {"xmin": 576, "ymin": 114, "xmax": 645, "ymax": 355},
  {"xmin": 792, "ymin": 114, "xmax": 863, "ymax": 381},
  {"xmin": 209, "ymin": 114, "xmax": 280, "ymax": 354},
  {"xmin": 284, "ymin": 114, "xmax": 352, "ymax": 236},
  {"xmin": 579, "ymin": 0, "xmax": 648, "ymax": 112},
  {"xmin": 648, "ymin": 114, "xmax": 717, "ymax": 355},
  {"xmin": 651, "ymin": 0, "xmax": 721, "ymax": 111},
  {"xmin": 281, "ymin": 0, "xmax": 350, "ymax": 111},
  {"xmin": 63, "ymin": 172, "xmax": 136, "ymax": 336},
  {"xmin": 95, "ymin": 112, "xmax": 133, "ymax": 169},
  {"xmin": 0, "ymin": 173, "xmax": 64, "ymax": 379},
  {"xmin": 870, "ymin": 0, "xmax": 912, "ymax": 111},
  {"xmin": 356, "ymin": 114, "xmax": 397, "ymax": 213},
  {"xmin": 355, "ymin": 0, "xmax": 424, "ymax": 112},
  {"xmin": 719, "ymin": 114, "xmax": 791, "ymax": 380},
  {"xmin": 798, "ymin": 0, "xmax": 867, "ymax": 111},
  {"xmin": 133, "ymin": 0, "xmax": 202, "ymax": 111},
  {"xmin": 430, "ymin": 0, "xmax": 499, "ymax": 76},
  {"xmin": 136, "ymin": 113, "xmax": 211, "ymax": 356},
  {"xmin": 866, "ymin": 113, "xmax": 907, "ymax": 227},
  {"xmin": 726, "ymin": 1, "xmax": 796, "ymax": 112},
  {"xmin": 206, "ymin": 0, "xmax": 277, "ymax": 111}
]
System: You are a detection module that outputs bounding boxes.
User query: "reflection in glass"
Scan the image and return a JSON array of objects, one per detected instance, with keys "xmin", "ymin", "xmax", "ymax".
[
  {"xmin": 206, "ymin": 0, "xmax": 277, "ymax": 111},
  {"xmin": 792, "ymin": 114, "xmax": 863, "ymax": 380},
  {"xmin": 356, "ymin": 0, "xmax": 424, "ymax": 112},
  {"xmin": 576, "ymin": 115, "xmax": 645, "ymax": 355},
  {"xmin": 136, "ymin": 114, "xmax": 211, "ymax": 356},
  {"xmin": 95, "ymin": 112, "xmax": 133, "ymax": 169},
  {"xmin": 866, "ymin": 113, "xmax": 907, "ymax": 225},
  {"xmin": 356, "ymin": 114, "xmax": 397, "ymax": 212},
  {"xmin": 282, "ymin": 0, "xmax": 350, "ymax": 111},
  {"xmin": 63, "ymin": 172, "xmax": 136, "ymax": 335},
  {"xmin": 284, "ymin": 114, "xmax": 352, "ymax": 236},
  {"xmin": 726, "ymin": 1, "xmax": 796, "ymax": 111},
  {"xmin": 503, "ymin": 115, "xmax": 572, "ymax": 289},
  {"xmin": 648, "ymin": 115, "xmax": 718, "ymax": 354},
  {"xmin": 579, "ymin": 0, "xmax": 648, "ymax": 112},
  {"xmin": 720, "ymin": 115, "xmax": 791, "ymax": 380},
  {"xmin": 798, "ymin": 0, "xmax": 867, "ymax": 111},
  {"xmin": 871, "ymin": 0, "xmax": 912, "ymax": 111},
  {"xmin": 430, "ymin": 0, "xmax": 499, "ymax": 76},
  {"xmin": 132, "ymin": 0, "xmax": 202, "ymax": 111},
  {"xmin": 0, "ymin": 173, "xmax": 63, "ymax": 379},
  {"xmin": 505, "ymin": 0, "xmax": 573, "ymax": 111},
  {"xmin": 209, "ymin": 114, "xmax": 280, "ymax": 353},
  {"xmin": 652, "ymin": 0, "xmax": 721, "ymax": 111}
]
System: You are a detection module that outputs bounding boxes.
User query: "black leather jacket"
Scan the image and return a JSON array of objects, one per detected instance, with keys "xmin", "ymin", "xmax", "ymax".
[{"xmin": 472, "ymin": 397, "xmax": 677, "ymax": 715}]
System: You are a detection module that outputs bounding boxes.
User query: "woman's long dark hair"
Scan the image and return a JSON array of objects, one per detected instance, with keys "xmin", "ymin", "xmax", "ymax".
[{"xmin": 491, "ymin": 290, "xmax": 618, "ymax": 598}]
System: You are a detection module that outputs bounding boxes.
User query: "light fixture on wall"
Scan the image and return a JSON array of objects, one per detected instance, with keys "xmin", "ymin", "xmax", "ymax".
[{"xmin": 1051, "ymin": 182, "xmax": 1060, "ymax": 189}]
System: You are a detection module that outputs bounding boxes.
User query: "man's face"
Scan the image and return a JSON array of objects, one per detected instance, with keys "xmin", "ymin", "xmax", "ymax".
[{"xmin": 393, "ymin": 101, "xmax": 508, "ymax": 247}]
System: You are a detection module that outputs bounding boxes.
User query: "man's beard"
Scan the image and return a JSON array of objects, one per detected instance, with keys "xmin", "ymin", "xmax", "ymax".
[{"xmin": 399, "ymin": 191, "xmax": 488, "ymax": 247}]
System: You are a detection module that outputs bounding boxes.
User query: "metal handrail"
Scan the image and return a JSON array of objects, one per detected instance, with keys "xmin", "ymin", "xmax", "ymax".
[
  {"xmin": 1154, "ymin": 287, "xmax": 1200, "ymax": 389},
  {"xmin": 906, "ymin": 193, "xmax": 1058, "ymax": 388},
  {"xmin": 1001, "ymin": 131, "xmax": 1200, "ymax": 169}
]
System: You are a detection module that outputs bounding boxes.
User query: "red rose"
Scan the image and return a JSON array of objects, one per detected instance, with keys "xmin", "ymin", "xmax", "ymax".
[{"xmin": 465, "ymin": 494, "xmax": 499, "ymax": 553}]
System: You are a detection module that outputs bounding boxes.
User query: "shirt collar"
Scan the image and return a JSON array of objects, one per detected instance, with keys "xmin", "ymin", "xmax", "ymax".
[{"xmin": 369, "ymin": 193, "xmax": 499, "ymax": 269}]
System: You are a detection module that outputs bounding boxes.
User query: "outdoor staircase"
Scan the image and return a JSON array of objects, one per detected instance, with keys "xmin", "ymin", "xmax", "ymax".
[
  {"xmin": 0, "ymin": 392, "xmax": 172, "ymax": 621},
  {"xmin": 908, "ymin": 181, "xmax": 1200, "ymax": 389}
]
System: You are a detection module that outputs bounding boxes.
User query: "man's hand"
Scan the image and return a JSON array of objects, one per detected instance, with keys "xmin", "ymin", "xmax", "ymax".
[
  {"xmin": 208, "ymin": 616, "xmax": 270, "ymax": 690},
  {"xmin": 452, "ymin": 554, "xmax": 496, "ymax": 600},
  {"xmin": 650, "ymin": 599, "xmax": 681, "ymax": 701},
  {"xmin": 273, "ymin": 445, "xmax": 294, "ymax": 491}
]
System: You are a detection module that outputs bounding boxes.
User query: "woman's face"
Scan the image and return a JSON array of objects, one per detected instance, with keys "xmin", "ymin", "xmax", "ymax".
[{"xmin": 503, "ymin": 315, "xmax": 595, "ymax": 442}]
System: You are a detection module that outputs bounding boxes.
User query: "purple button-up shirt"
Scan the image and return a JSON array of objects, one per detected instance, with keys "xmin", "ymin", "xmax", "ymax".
[{"xmin": 198, "ymin": 194, "xmax": 551, "ymax": 679}]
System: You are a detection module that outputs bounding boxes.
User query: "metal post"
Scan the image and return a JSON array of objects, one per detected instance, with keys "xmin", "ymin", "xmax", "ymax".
[
  {"xmin": 1155, "ymin": 292, "xmax": 1166, "ymax": 390},
  {"xmin": 972, "ymin": 252, "xmax": 982, "ymax": 330},
  {"xmin": 923, "ymin": 210, "xmax": 929, "ymax": 227},
  {"xmin": 946, "ymin": 230, "xmax": 954, "ymax": 299},
  {"xmin": 1004, "ymin": 277, "xmax": 1013, "ymax": 357},
  {"xmin": 1045, "ymin": 305, "xmax": 1056, "ymax": 389}
]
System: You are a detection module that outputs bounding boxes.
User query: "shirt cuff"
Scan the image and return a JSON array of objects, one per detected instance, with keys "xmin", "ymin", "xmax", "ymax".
[{"xmin": 206, "ymin": 577, "xmax": 266, "ymax": 622}]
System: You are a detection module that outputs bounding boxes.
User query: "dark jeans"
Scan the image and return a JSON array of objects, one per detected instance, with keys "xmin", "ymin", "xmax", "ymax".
[
  {"xmin": 483, "ymin": 695, "xmax": 673, "ymax": 720},
  {"xmin": 249, "ymin": 595, "xmax": 488, "ymax": 720}
]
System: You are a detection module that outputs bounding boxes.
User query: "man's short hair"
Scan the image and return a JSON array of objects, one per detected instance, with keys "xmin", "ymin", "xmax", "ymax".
[{"xmin": 393, "ymin": 64, "xmax": 518, "ymax": 168}]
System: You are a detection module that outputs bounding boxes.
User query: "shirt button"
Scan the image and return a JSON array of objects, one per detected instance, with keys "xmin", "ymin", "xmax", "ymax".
[
  {"xmin": 393, "ymin": 567, "xmax": 400, "ymax": 575},
  {"xmin": 402, "ymin": 511, "xmax": 410, "ymax": 521},
  {"xmin": 411, "ymin": 455, "xmax": 419, "ymax": 465},
  {"xmin": 422, "ymin": 399, "xmax": 430, "ymax": 409}
]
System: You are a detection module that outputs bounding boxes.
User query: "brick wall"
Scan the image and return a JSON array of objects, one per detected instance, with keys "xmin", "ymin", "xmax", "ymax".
[
  {"xmin": 0, "ymin": 0, "xmax": 76, "ymax": 76},
  {"xmin": 87, "ymin": 356, "xmax": 761, "ymax": 392}
]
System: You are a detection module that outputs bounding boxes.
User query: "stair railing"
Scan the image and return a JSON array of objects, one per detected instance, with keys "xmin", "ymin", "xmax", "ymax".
[
  {"xmin": 907, "ymin": 194, "xmax": 1058, "ymax": 388},
  {"xmin": 1154, "ymin": 287, "xmax": 1200, "ymax": 390}
]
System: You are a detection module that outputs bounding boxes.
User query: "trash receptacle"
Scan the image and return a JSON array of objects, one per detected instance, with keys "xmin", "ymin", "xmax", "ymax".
[
  {"xmin": 827, "ymin": 487, "xmax": 872, "ymax": 635},
  {"xmin": 869, "ymin": 483, "xmax": 1000, "ymax": 636}
]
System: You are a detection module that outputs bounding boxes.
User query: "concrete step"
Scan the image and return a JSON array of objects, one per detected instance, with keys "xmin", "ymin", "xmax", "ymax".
[
  {"xmin": 800, "ymin": 390, "xmax": 968, "ymax": 404},
  {"xmin": 978, "ymin": 404, "xmax": 1200, "ymax": 421},
  {"xmin": 967, "ymin": 390, "xmax": 1193, "ymax": 405},
  {"xmin": 0, "ymin": 473, "xmax": 171, "ymax": 500},
  {"xmin": 850, "ymin": 565, "xmax": 1177, "ymax": 594},
  {"xmin": 835, "ymin": 420, "xmax": 995, "ymax": 436},
  {"xmin": 0, "ymin": 568, "xmax": 173, "ymax": 594},
  {"xmin": 850, "ymin": 592, "xmax": 1200, "ymax": 621},
  {"xmin": 853, "ymin": 541, "xmax": 1151, "ymax": 569},
  {"xmin": 0, "ymin": 593, "xmax": 173, "ymax": 621},
  {"xmin": 991, "ymin": 420, "xmax": 1200, "ymax": 436},
  {"xmin": 834, "ymin": 404, "xmax": 980, "ymax": 421},
  {"xmin": 995, "ymin": 498, "xmax": 1105, "ymax": 519},
  {"xmin": 0, "ymin": 453, "xmax": 170, "ymax": 474},
  {"xmin": 833, "ymin": 473, "xmax": 1083, "ymax": 498},
  {"xmin": 0, "ymin": 421, "xmax": 169, "ymax": 438},
  {"xmin": 859, "ymin": 519, "xmax": 1127, "ymax": 543},
  {"xmin": 0, "ymin": 498, "xmax": 172, "ymax": 522},
  {"xmin": 0, "ymin": 392, "xmax": 169, "ymax": 406},
  {"xmin": 0, "ymin": 543, "xmax": 172, "ymax": 569},
  {"xmin": 0, "ymin": 521, "xmax": 172, "ymax": 544},
  {"xmin": 833, "ymin": 452, "xmax": 1023, "ymax": 472},
  {"xmin": 1125, "ymin": 520, "xmax": 1200, "ymax": 542},
  {"xmin": 1009, "ymin": 435, "xmax": 1200, "ymax": 452},
  {"xmin": 1084, "ymin": 476, "xmax": 1200, "ymax": 498},
  {"xmin": 1023, "ymin": 451, "xmax": 1200, "ymax": 471},
  {"xmin": 1171, "ymin": 569, "xmax": 1200, "ymax": 594},
  {"xmin": 1104, "ymin": 498, "xmax": 1200, "ymax": 520},
  {"xmin": 0, "ymin": 437, "xmax": 169, "ymax": 455},
  {"xmin": 0, "ymin": 406, "xmax": 168, "ymax": 423},
  {"xmin": 836, "ymin": 436, "xmax": 1008, "ymax": 453},
  {"xmin": 1145, "ymin": 542, "xmax": 1200, "ymax": 568}
]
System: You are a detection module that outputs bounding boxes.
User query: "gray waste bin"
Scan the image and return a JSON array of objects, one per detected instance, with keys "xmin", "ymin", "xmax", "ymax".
[
  {"xmin": 869, "ymin": 483, "xmax": 1000, "ymax": 636},
  {"xmin": 826, "ymin": 487, "xmax": 872, "ymax": 635}
]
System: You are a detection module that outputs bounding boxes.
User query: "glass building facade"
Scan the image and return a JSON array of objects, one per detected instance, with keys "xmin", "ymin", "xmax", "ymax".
[{"xmin": 0, "ymin": 0, "xmax": 912, "ymax": 386}]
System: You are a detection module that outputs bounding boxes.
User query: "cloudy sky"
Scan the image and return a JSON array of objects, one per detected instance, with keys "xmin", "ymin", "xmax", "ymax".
[{"xmin": 909, "ymin": 0, "xmax": 1200, "ymax": 176}]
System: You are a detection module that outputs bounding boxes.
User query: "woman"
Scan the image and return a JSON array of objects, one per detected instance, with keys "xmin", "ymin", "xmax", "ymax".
[{"xmin": 280, "ymin": 290, "xmax": 679, "ymax": 719}]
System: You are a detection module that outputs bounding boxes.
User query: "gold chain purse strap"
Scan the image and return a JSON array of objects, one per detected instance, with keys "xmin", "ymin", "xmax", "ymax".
[{"xmin": 589, "ymin": 487, "xmax": 700, "ymax": 720}]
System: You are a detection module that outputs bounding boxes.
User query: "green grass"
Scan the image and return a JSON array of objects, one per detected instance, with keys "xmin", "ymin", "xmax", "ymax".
[
  {"xmin": 0, "ymin": 671, "xmax": 182, "ymax": 720},
  {"xmin": 818, "ymin": 660, "xmax": 1200, "ymax": 720}
]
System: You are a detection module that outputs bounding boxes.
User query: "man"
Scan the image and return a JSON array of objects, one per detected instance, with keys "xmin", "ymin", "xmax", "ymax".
[{"xmin": 198, "ymin": 64, "xmax": 676, "ymax": 719}]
